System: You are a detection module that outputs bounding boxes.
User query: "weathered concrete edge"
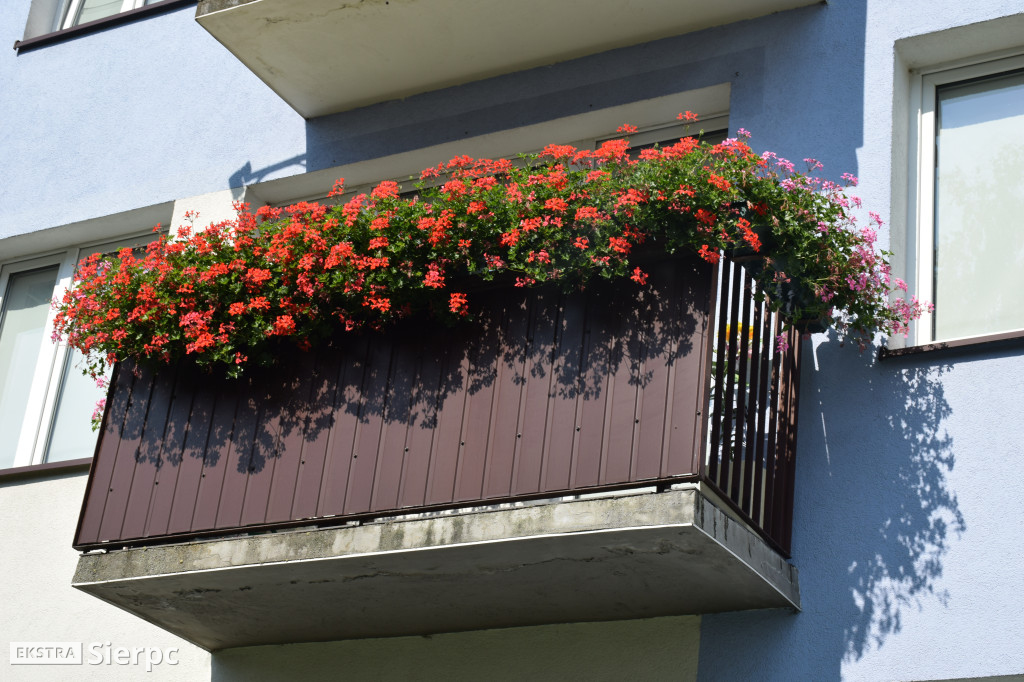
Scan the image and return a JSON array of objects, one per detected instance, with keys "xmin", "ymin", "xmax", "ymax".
[
  {"xmin": 687, "ymin": 485, "xmax": 801, "ymax": 610},
  {"xmin": 73, "ymin": 485, "xmax": 799, "ymax": 609}
]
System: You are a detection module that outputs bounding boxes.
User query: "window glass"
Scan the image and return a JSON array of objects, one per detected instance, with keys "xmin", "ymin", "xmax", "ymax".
[
  {"xmin": 74, "ymin": 0, "xmax": 124, "ymax": 25},
  {"xmin": 61, "ymin": 0, "xmax": 165, "ymax": 29},
  {"xmin": 0, "ymin": 267, "xmax": 59, "ymax": 469},
  {"xmin": 933, "ymin": 70, "xmax": 1024, "ymax": 340},
  {"xmin": 45, "ymin": 351, "xmax": 110, "ymax": 462}
]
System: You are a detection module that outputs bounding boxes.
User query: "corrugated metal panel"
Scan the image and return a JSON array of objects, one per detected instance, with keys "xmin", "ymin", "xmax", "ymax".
[{"xmin": 74, "ymin": 255, "xmax": 720, "ymax": 550}]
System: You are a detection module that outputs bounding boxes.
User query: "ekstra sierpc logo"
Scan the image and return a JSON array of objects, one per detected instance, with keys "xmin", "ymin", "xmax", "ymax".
[
  {"xmin": 10, "ymin": 642, "xmax": 179, "ymax": 672},
  {"xmin": 9, "ymin": 642, "xmax": 82, "ymax": 665}
]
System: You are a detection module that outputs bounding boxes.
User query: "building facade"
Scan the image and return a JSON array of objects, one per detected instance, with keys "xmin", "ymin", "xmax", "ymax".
[{"xmin": 2, "ymin": 0, "xmax": 1023, "ymax": 679}]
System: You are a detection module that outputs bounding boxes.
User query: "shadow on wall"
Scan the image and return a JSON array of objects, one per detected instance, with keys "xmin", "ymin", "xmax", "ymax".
[
  {"xmin": 210, "ymin": 615, "xmax": 702, "ymax": 682},
  {"xmin": 299, "ymin": 4, "xmax": 852, "ymax": 179},
  {"xmin": 839, "ymin": 355, "xmax": 964, "ymax": 661},
  {"xmin": 228, "ymin": 155, "xmax": 308, "ymax": 200},
  {"xmin": 697, "ymin": 337, "xmax": 964, "ymax": 681}
]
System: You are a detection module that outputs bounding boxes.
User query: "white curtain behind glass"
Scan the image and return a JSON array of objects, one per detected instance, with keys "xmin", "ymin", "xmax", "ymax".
[
  {"xmin": 0, "ymin": 267, "xmax": 58, "ymax": 469},
  {"xmin": 76, "ymin": 0, "xmax": 124, "ymax": 25},
  {"xmin": 935, "ymin": 71, "xmax": 1024, "ymax": 340}
]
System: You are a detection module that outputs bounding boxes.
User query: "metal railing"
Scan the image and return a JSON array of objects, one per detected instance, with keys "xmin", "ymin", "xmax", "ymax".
[{"xmin": 703, "ymin": 256, "xmax": 801, "ymax": 555}]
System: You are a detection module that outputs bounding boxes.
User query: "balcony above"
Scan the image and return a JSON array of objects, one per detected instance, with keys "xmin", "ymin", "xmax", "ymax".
[{"xmin": 194, "ymin": 0, "xmax": 822, "ymax": 117}]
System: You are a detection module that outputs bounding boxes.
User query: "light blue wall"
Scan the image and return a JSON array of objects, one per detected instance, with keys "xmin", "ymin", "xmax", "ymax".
[
  {"xmin": 1, "ymin": 1, "xmax": 859, "ymax": 238},
  {"xmin": 696, "ymin": 2, "xmax": 1024, "ymax": 681},
  {"xmin": 0, "ymin": 2, "xmax": 305, "ymax": 238},
  {"xmin": 3, "ymin": 0, "xmax": 1023, "ymax": 680}
]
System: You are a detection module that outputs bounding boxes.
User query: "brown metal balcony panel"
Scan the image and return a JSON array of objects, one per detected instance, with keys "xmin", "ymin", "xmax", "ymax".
[{"xmin": 73, "ymin": 255, "xmax": 713, "ymax": 550}]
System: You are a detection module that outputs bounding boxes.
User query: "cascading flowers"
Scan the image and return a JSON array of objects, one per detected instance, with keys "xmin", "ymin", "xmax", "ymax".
[{"xmin": 52, "ymin": 115, "xmax": 929, "ymax": 379}]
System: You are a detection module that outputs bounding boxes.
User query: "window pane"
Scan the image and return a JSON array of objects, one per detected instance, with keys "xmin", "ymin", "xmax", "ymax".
[
  {"xmin": 74, "ymin": 0, "xmax": 124, "ymax": 25},
  {"xmin": 45, "ymin": 351, "xmax": 110, "ymax": 463},
  {"xmin": 0, "ymin": 267, "xmax": 58, "ymax": 469},
  {"xmin": 934, "ymin": 70, "xmax": 1024, "ymax": 340}
]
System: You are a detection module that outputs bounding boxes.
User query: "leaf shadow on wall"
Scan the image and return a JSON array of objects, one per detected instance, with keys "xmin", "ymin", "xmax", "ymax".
[
  {"xmin": 696, "ymin": 343, "xmax": 964, "ymax": 681},
  {"xmin": 836, "ymin": 355, "xmax": 964, "ymax": 661}
]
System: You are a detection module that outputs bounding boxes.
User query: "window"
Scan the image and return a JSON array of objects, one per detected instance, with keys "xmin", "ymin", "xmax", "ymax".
[
  {"xmin": 0, "ymin": 234, "xmax": 157, "ymax": 470},
  {"xmin": 287, "ymin": 116, "xmax": 730, "ymax": 206},
  {"xmin": 57, "ymin": 0, "xmax": 163, "ymax": 29},
  {"xmin": 912, "ymin": 54, "xmax": 1024, "ymax": 343}
]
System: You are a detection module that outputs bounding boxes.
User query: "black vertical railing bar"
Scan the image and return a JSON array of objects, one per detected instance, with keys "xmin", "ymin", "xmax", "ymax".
[
  {"xmin": 696, "ymin": 261, "xmax": 721, "ymax": 480},
  {"xmin": 778, "ymin": 327, "xmax": 801, "ymax": 553},
  {"xmin": 707, "ymin": 258, "xmax": 731, "ymax": 483},
  {"xmin": 750, "ymin": 304, "xmax": 774, "ymax": 528},
  {"xmin": 740, "ymin": 292, "xmax": 764, "ymax": 516},
  {"xmin": 767, "ymin": 327, "xmax": 787, "ymax": 547},
  {"xmin": 720, "ymin": 265, "xmax": 743, "ymax": 493},
  {"xmin": 769, "ymin": 324, "xmax": 798, "ymax": 548},
  {"xmin": 730, "ymin": 268, "xmax": 753, "ymax": 504},
  {"xmin": 759, "ymin": 315, "xmax": 784, "ymax": 543}
]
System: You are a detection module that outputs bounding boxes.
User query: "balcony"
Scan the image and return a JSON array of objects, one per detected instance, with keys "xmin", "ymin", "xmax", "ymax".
[
  {"xmin": 72, "ymin": 255, "xmax": 801, "ymax": 650},
  {"xmin": 195, "ymin": 0, "xmax": 822, "ymax": 117}
]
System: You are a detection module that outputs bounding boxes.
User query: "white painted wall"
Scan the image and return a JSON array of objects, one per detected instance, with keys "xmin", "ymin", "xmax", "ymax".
[
  {"xmin": 0, "ymin": 470, "xmax": 699, "ymax": 681},
  {"xmin": 212, "ymin": 615, "xmax": 701, "ymax": 682},
  {"xmin": 0, "ymin": 471, "xmax": 210, "ymax": 681}
]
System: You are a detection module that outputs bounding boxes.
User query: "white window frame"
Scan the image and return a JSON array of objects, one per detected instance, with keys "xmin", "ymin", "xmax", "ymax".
[
  {"xmin": 1, "ymin": 251, "xmax": 77, "ymax": 469},
  {"xmin": 0, "ymin": 231, "xmax": 158, "ymax": 469},
  {"xmin": 908, "ymin": 51, "xmax": 1024, "ymax": 345}
]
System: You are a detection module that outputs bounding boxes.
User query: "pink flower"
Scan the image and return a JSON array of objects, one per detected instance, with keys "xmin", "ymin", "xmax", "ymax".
[{"xmin": 91, "ymin": 399, "xmax": 106, "ymax": 422}]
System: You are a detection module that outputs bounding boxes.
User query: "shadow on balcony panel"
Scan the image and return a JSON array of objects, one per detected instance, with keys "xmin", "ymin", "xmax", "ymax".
[{"xmin": 74, "ymin": 256, "xmax": 709, "ymax": 551}]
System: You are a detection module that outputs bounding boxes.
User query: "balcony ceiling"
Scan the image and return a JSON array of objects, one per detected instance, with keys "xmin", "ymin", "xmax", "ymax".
[
  {"xmin": 74, "ymin": 487, "xmax": 799, "ymax": 650},
  {"xmin": 195, "ymin": 0, "xmax": 821, "ymax": 117}
]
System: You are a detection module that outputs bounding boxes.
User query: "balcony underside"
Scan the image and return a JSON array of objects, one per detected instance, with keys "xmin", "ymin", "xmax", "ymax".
[
  {"xmin": 73, "ymin": 485, "xmax": 799, "ymax": 651},
  {"xmin": 195, "ymin": 0, "xmax": 822, "ymax": 117}
]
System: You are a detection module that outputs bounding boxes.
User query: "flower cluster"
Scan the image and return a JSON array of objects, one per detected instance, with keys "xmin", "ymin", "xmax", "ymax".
[{"xmin": 52, "ymin": 119, "xmax": 928, "ymax": 378}]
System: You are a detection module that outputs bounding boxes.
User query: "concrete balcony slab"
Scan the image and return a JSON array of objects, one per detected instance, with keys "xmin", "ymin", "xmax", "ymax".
[{"xmin": 73, "ymin": 485, "xmax": 798, "ymax": 650}]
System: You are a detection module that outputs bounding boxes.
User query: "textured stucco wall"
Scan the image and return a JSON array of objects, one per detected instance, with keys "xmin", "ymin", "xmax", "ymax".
[
  {"xmin": 696, "ymin": 2, "xmax": 1024, "ymax": 681},
  {"xmin": 211, "ymin": 615, "xmax": 700, "ymax": 682},
  {"xmin": 0, "ymin": 2, "xmax": 305, "ymax": 239},
  {"xmin": 0, "ymin": 472, "xmax": 210, "ymax": 681}
]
